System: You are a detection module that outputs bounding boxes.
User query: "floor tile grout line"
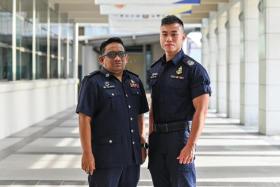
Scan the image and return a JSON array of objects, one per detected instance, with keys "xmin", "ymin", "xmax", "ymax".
[{"xmin": 0, "ymin": 108, "xmax": 76, "ymax": 161}]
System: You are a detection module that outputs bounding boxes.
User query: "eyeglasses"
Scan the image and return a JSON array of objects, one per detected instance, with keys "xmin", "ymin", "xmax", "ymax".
[{"xmin": 102, "ymin": 51, "xmax": 127, "ymax": 59}]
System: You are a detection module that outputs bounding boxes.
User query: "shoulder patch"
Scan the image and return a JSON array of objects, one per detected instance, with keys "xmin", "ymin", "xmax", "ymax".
[
  {"xmin": 187, "ymin": 59, "xmax": 195, "ymax": 66},
  {"xmin": 182, "ymin": 55, "xmax": 197, "ymax": 67}
]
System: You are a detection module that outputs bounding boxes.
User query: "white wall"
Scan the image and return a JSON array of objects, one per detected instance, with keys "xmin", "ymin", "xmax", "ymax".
[{"xmin": 0, "ymin": 79, "xmax": 77, "ymax": 139}]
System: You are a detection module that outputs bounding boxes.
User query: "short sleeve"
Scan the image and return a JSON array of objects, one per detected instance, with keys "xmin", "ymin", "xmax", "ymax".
[
  {"xmin": 138, "ymin": 80, "xmax": 149, "ymax": 114},
  {"xmin": 76, "ymin": 77, "xmax": 98, "ymax": 117},
  {"xmin": 190, "ymin": 64, "xmax": 211, "ymax": 99}
]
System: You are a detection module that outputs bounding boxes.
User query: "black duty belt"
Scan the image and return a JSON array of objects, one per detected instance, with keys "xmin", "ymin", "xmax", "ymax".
[{"xmin": 154, "ymin": 121, "xmax": 191, "ymax": 133}]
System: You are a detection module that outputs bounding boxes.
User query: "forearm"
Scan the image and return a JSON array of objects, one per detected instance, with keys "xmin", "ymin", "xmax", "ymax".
[
  {"xmin": 79, "ymin": 114, "xmax": 92, "ymax": 154},
  {"xmin": 186, "ymin": 109, "xmax": 207, "ymax": 148},
  {"xmin": 149, "ymin": 106, "xmax": 154, "ymax": 134}
]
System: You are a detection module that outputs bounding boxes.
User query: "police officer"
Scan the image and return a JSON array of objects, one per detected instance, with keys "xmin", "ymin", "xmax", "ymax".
[
  {"xmin": 148, "ymin": 15, "xmax": 211, "ymax": 187},
  {"xmin": 76, "ymin": 37, "xmax": 149, "ymax": 187}
]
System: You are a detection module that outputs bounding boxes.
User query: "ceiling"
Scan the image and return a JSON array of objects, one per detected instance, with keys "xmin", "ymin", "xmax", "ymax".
[{"xmin": 49, "ymin": 0, "xmax": 229, "ymax": 37}]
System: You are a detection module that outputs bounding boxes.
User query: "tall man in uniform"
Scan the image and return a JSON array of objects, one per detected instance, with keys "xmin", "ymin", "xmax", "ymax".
[
  {"xmin": 76, "ymin": 37, "xmax": 149, "ymax": 187},
  {"xmin": 148, "ymin": 15, "xmax": 211, "ymax": 187}
]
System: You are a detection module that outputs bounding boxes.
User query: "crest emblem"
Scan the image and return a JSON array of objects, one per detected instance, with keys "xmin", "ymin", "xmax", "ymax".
[
  {"xmin": 130, "ymin": 79, "xmax": 139, "ymax": 88},
  {"xmin": 176, "ymin": 66, "xmax": 183, "ymax": 75}
]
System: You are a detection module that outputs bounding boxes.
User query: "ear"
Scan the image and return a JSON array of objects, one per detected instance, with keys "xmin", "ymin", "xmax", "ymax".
[
  {"xmin": 182, "ymin": 33, "xmax": 186, "ymax": 40},
  {"xmin": 98, "ymin": 56, "xmax": 104, "ymax": 65}
]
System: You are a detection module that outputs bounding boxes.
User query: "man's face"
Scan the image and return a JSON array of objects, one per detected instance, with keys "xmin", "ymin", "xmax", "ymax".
[
  {"xmin": 99, "ymin": 42, "xmax": 128, "ymax": 74},
  {"xmin": 160, "ymin": 23, "xmax": 185, "ymax": 55}
]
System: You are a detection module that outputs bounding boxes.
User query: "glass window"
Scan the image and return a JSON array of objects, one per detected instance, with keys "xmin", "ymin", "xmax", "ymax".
[
  {"xmin": 35, "ymin": 0, "xmax": 47, "ymax": 79},
  {"xmin": 0, "ymin": 1, "xmax": 13, "ymax": 80},
  {"xmin": 16, "ymin": 0, "xmax": 33, "ymax": 80},
  {"xmin": 50, "ymin": 8, "xmax": 58, "ymax": 79}
]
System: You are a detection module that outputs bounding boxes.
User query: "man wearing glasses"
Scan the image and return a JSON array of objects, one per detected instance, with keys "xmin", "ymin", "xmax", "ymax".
[{"xmin": 76, "ymin": 37, "xmax": 149, "ymax": 187}]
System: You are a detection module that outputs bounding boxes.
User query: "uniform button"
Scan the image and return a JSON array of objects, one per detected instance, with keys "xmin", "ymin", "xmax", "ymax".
[
  {"xmin": 109, "ymin": 139, "xmax": 113, "ymax": 143},
  {"xmin": 136, "ymin": 92, "xmax": 139, "ymax": 94},
  {"xmin": 130, "ymin": 117, "xmax": 133, "ymax": 121},
  {"xmin": 126, "ymin": 94, "xmax": 128, "ymax": 97},
  {"xmin": 111, "ymin": 93, "xmax": 115, "ymax": 96},
  {"xmin": 131, "ymin": 129, "xmax": 134, "ymax": 133},
  {"xmin": 128, "ymin": 105, "xmax": 131, "ymax": 109},
  {"xmin": 132, "ymin": 141, "xmax": 135, "ymax": 145}
]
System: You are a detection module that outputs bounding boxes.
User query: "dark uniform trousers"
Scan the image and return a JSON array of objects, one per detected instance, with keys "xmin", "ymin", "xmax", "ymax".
[
  {"xmin": 88, "ymin": 165, "xmax": 140, "ymax": 187},
  {"xmin": 148, "ymin": 128, "xmax": 196, "ymax": 187}
]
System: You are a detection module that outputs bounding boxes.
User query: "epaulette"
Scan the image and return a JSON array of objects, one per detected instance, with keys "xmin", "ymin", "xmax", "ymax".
[
  {"xmin": 182, "ymin": 55, "xmax": 197, "ymax": 67},
  {"xmin": 151, "ymin": 58, "xmax": 162, "ymax": 68},
  {"xmin": 84, "ymin": 70, "xmax": 101, "ymax": 79},
  {"xmin": 125, "ymin": 70, "xmax": 139, "ymax": 77}
]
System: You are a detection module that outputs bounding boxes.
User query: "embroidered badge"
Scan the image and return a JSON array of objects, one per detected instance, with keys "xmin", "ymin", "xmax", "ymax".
[
  {"xmin": 176, "ymin": 66, "xmax": 183, "ymax": 75},
  {"xmin": 130, "ymin": 79, "xmax": 139, "ymax": 88},
  {"xmin": 103, "ymin": 81, "xmax": 115, "ymax": 89},
  {"xmin": 170, "ymin": 75, "xmax": 184, "ymax": 80},
  {"xmin": 187, "ymin": 60, "xmax": 194, "ymax": 66},
  {"xmin": 150, "ymin": 72, "xmax": 158, "ymax": 79}
]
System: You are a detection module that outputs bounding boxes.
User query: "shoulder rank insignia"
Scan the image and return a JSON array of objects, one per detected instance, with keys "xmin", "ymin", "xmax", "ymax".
[
  {"xmin": 130, "ymin": 79, "xmax": 139, "ymax": 88},
  {"xmin": 187, "ymin": 60, "xmax": 195, "ymax": 66},
  {"xmin": 176, "ymin": 66, "xmax": 183, "ymax": 75}
]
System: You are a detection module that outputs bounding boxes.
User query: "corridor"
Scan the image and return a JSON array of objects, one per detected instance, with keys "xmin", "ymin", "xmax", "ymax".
[{"xmin": 0, "ymin": 108, "xmax": 279, "ymax": 187}]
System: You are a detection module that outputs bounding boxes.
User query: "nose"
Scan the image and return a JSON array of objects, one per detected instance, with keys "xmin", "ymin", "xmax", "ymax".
[
  {"xmin": 166, "ymin": 35, "xmax": 172, "ymax": 42},
  {"xmin": 113, "ymin": 55, "xmax": 122, "ymax": 61}
]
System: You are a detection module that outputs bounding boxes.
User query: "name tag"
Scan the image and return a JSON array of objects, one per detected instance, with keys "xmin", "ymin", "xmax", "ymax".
[{"xmin": 170, "ymin": 75, "xmax": 184, "ymax": 80}]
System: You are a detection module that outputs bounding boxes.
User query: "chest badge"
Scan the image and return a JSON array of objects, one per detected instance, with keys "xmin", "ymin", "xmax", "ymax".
[
  {"xmin": 176, "ymin": 66, "xmax": 183, "ymax": 75},
  {"xmin": 150, "ymin": 72, "xmax": 158, "ymax": 79},
  {"xmin": 103, "ymin": 81, "xmax": 115, "ymax": 89},
  {"xmin": 130, "ymin": 79, "xmax": 139, "ymax": 88}
]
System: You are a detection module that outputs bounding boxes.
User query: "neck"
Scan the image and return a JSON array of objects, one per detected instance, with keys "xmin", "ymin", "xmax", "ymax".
[
  {"xmin": 165, "ymin": 49, "xmax": 180, "ymax": 62},
  {"xmin": 112, "ymin": 72, "xmax": 123, "ymax": 81}
]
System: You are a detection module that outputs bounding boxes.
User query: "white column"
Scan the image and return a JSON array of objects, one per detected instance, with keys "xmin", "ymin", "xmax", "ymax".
[
  {"xmin": 57, "ymin": 13, "xmax": 61, "ymax": 78},
  {"xmin": 201, "ymin": 19, "xmax": 209, "ymax": 71},
  {"xmin": 240, "ymin": 0, "xmax": 259, "ymax": 126},
  {"xmin": 47, "ymin": 5, "xmax": 50, "ymax": 79},
  {"xmin": 12, "ymin": 0, "xmax": 16, "ymax": 81},
  {"xmin": 73, "ymin": 23, "xmax": 79, "ymax": 80},
  {"xmin": 227, "ymin": 3, "xmax": 241, "ymax": 119},
  {"xmin": 259, "ymin": 0, "xmax": 280, "ymax": 135},
  {"xmin": 217, "ymin": 12, "xmax": 228, "ymax": 115},
  {"xmin": 208, "ymin": 13, "xmax": 217, "ymax": 111},
  {"xmin": 32, "ymin": 0, "xmax": 36, "ymax": 80}
]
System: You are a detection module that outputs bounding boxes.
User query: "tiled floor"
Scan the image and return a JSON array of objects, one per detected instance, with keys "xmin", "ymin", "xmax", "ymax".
[{"xmin": 0, "ymin": 108, "xmax": 280, "ymax": 186}]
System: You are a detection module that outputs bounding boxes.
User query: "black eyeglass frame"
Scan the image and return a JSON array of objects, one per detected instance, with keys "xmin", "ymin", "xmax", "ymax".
[{"xmin": 101, "ymin": 51, "xmax": 127, "ymax": 59}]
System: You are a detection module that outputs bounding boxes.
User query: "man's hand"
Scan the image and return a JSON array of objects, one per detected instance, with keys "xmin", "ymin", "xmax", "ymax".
[
  {"xmin": 141, "ymin": 146, "xmax": 147, "ymax": 164},
  {"xmin": 81, "ymin": 152, "xmax": 95, "ymax": 175},
  {"xmin": 176, "ymin": 145, "xmax": 195, "ymax": 164},
  {"xmin": 140, "ymin": 136, "xmax": 147, "ymax": 164}
]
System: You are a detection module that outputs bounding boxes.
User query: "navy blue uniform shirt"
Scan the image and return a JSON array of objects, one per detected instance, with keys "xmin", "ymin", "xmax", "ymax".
[
  {"xmin": 149, "ymin": 50, "xmax": 211, "ymax": 124},
  {"xmin": 76, "ymin": 68, "xmax": 149, "ymax": 169}
]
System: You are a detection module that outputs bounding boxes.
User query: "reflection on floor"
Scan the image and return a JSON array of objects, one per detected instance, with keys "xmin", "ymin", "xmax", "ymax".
[{"xmin": 0, "ymin": 108, "xmax": 280, "ymax": 187}]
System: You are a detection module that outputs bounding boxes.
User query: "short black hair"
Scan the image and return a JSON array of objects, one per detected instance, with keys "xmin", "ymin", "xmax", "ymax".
[
  {"xmin": 99, "ymin": 37, "xmax": 125, "ymax": 55},
  {"xmin": 161, "ymin": 15, "xmax": 184, "ymax": 28}
]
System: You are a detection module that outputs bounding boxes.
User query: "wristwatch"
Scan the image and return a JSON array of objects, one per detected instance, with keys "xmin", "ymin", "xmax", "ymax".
[{"xmin": 141, "ymin": 142, "xmax": 149, "ymax": 149}]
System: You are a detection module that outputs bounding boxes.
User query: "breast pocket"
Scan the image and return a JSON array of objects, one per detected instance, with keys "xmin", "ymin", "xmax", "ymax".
[
  {"xmin": 169, "ymin": 78, "xmax": 188, "ymax": 97},
  {"xmin": 103, "ymin": 89, "xmax": 121, "ymax": 111}
]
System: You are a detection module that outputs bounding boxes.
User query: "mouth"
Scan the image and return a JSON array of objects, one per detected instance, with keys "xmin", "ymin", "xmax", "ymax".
[{"xmin": 165, "ymin": 44, "xmax": 173, "ymax": 47}]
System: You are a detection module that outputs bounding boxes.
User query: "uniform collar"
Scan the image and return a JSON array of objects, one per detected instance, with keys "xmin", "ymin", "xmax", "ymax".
[
  {"xmin": 162, "ymin": 49, "xmax": 184, "ymax": 66},
  {"xmin": 100, "ymin": 67, "xmax": 130, "ymax": 80},
  {"xmin": 100, "ymin": 67, "xmax": 112, "ymax": 78}
]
